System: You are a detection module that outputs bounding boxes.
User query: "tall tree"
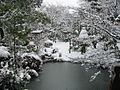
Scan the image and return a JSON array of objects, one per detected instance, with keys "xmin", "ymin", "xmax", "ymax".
[{"xmin": 0, "ymin": 0, "xmax": 51, "ymax": 61}]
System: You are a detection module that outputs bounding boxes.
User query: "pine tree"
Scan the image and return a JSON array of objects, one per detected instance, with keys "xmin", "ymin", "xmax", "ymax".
[{"xmin": 0, "ymin": 0, "xmax": 51, "ymax": 63}]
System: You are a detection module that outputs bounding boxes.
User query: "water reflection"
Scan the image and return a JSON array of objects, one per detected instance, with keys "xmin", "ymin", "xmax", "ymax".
[{"xmin": 27, "ymin": 62, "xmax": 109, "ymax": 90}]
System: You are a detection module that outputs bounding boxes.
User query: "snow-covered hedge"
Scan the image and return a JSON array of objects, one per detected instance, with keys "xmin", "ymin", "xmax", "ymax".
[
  {"xmin": 21, "ymin": 52, "xmax": 43, "ymax": 71},
  {"xmin": 0, "ymin": 67, "xmax": 28, "ymax": 90},
  {"xmin": 0, "ymin": 51, "xmax": 42, "ymax": 90}
]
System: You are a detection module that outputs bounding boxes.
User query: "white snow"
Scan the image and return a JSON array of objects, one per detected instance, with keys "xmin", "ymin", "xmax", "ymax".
[
  {"xmin": 0, "ymin": 46, "xmax": 10, "ymax": 58},
  {"xmin": 21, "ymin": 52, "xmax": 42, "ymax": 63},
  {"xmin": 47, "ymin": 41, "xmax": 86, "ymax": 61},
  {"xmin": 52, "ymin": 42, "xmax": 71, "ymax": 61},
  {"xmin": 46, "ymin": 40, "xmax": 120, "ymax": 65},
  {"xmin": 31, "ymin": 30, "xmax": 43, "ymax": 34},
  {"xmin": 79, "ymin": 27, "xmax": 89, "ymax": 39},
  {"xmin": 117, "ymin": 43, "xmax": 120, "ymax": 49},
  {"xmin": 25, "ymin": 73, "xmax": 31, "ymax": 80},
  {"xmin": 115, "ymin": 14, "xmax": 120, "ymax": 21},
  {"xmin": 29, "ymin": 41, "xmax": 35, "ymax": 46},
  {"xmin": 28, "ymin": 69, "xmax": 39, "ymax": 77},
  {"xmin": 19, "ymin": 69, "xmax": 31, "ymax": 80},
  {"xmin": 45, "ymin": 40, "xmax": 53, "ymax": 44}
]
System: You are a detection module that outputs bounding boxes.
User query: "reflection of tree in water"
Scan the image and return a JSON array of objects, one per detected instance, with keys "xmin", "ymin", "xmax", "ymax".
[{"xmin": 109, "ymin": 65, "xmax": 120, "ymax": 90}]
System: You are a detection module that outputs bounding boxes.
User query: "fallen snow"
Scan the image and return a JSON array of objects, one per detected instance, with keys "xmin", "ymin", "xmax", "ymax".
[
  {"xmin": 21, "ymin": 52, "xmax": 42, "ymax": 63},
  {"xmin": 31, "ymin": 30, "xmax": 43, "ymax": 34},
  {"xmin": 27, "ymin": 69, "xmax": 39, "ymax": 77},
  {"xmin": 29, "ymin": 41, "xmax": 35, "ymax": 46},
  {"xmin": 117, "ymin": 43, "xmax": 120, "ymax": 49},
  {"xmin": 45, "ymin": 40, "xmax": 53, "ymax": 44},
  {"xmin": 44, "ymin": 41, "xmax": 120, "ymax": 65},
  {"xmin": 52, "ymin": 42, "xmax": 71, "ymax": 61}
]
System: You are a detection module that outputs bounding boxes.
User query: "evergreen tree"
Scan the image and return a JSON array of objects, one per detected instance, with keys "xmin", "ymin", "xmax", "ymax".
[{"xmin": 0, "ymin": 0, "xmax": 51, "ymax": 60}]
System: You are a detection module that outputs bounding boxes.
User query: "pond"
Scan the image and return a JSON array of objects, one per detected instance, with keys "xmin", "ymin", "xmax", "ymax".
[{"xmin": 27, "ymin": 62, "xmax": 110, "ymax": 90}]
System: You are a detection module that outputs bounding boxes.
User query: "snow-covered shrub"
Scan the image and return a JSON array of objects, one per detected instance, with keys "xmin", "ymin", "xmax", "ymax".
[
  {"xmin": 0, "ymin": 46, "xmax": 10, "ymax": 60},
  {"xmin": 21, "ymin": 52, "xmax": 43, "ymax": 71},
  {"xmin": 71, "ymin": 39, "xmax": 90, "ymax": 54},
  {"xmin": 0, "ymin": 46, "xmax": 11, "ymax": 68},
  {"xmin": 27, "ymin": 41, "xmax": 37, "ymax": 52},
  {"xmin": 41, "ymin": 47, "xmax": 61, "ymax": 61},
  {"xmin": 104, "ymin": 40, "xmax": 117, "ymax": 51},
  {"xmin": 26, "ymin": 67, "xmax": 39, "ymax": 77},
  {"xmin": 0, "ymin": 67, "xmax": 28, "ymax": 90}
]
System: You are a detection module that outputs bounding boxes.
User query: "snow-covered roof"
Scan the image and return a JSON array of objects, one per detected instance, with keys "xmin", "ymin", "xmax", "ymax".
[{"xmin": 0, "ymin": 46, "xmax": 10, "ymax": 58}]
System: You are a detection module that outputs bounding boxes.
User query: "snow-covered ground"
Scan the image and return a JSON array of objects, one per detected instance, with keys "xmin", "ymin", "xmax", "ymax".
[
  {"xmin": 52, "ymin": 41, "xmax": 83, "ymax": 61},
  {"xmin": 43, "ymin": 41, "xmax": 120, "ymax": 68},
  {"xmin": 41, "ymin": 27, "xmax": 120, "ymax": 67}
]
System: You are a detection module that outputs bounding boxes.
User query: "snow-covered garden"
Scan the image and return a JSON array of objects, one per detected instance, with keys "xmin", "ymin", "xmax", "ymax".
[{"xmin": 0, "ymin": 0, "xmax": 120, "ymax": 89}]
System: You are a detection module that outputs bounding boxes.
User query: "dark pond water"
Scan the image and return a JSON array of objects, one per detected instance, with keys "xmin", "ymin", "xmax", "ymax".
[{"xmin": 27, "ymin": 62, "xmax": 110, "ymax": 90}]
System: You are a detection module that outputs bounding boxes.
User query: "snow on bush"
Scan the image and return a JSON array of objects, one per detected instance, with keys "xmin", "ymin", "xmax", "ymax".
[
  {"xmin": 42, "ymin": 46, "xmax": 63, "ymax": 61},
  {"xmin": 44, "ymin": 40, "xmax": 53, "ymax": 48},
  {"xmin": 29, "ymin": 41, "xmax": 35, "ymax": 46},
  {"xmin": 26, "ymin": 67, "xmax": 39, "ymax": 77},
  {"xmin": 0, "ymin": 46, "xmax": 10, "ymax": 58},
  {"xmin": 0, "ymin": 67, "xmax": 30, "ymax": 90},
  {"xmin": 21, "ymin": 52, "xmax": 42, "ymax": 63},
  {"xmin": 21, "ymin": 52, "xmax": 43, "ymax": 71}
]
